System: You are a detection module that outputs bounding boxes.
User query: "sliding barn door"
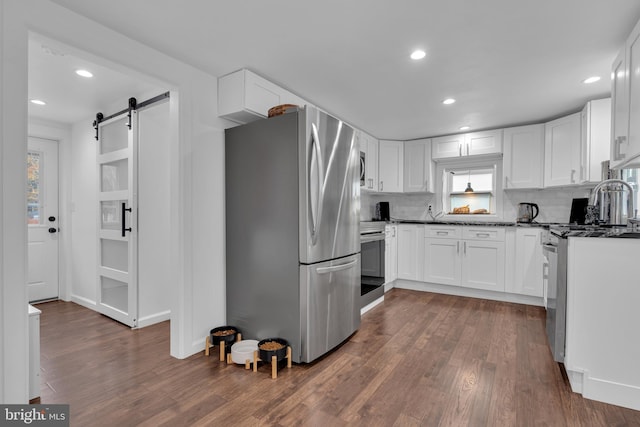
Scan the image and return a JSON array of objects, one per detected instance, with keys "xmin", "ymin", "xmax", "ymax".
[{"xmin": 96, "ymin": 111, "xmax": 138, "ymax": 327}]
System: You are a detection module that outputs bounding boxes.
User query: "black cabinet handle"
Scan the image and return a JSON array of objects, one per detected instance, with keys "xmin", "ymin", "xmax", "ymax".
[{"xmin": 121, "ymin": 202, "xmax": 132, "ymax": 237}]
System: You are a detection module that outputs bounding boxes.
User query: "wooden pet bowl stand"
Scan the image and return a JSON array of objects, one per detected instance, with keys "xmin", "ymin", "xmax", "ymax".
[
  {"xmin": 205, "ymin": 333, "xmax": 242, "ymax": 361},
  {"xmin": 253, "ymin": 346, "xmax": 292, "ymax": 379}
]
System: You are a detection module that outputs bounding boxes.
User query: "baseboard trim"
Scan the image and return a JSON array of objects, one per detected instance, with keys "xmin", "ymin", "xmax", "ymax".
[
  {"xmin": 70, "ymin": 294, "xmax": 96, "ymax": 310},
  {"xmin": 394, "ymin": 279, "xmax": 543, "ymax": 306},
  {"xmin": 582, "ymin": 370, "xmax": 640, "ymax": 411},
  {"xmin": 137, "ymin": 310, "xmax": 171, "ymax": 328}
]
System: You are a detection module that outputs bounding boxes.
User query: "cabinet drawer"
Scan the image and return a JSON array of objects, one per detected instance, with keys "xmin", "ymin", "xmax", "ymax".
[
  {"xmin": 424, "ymin": 225, "xmax": 462, "ymax": 239},
  {"xmin": 462, "ymin": 227, "xmax": 505, "ymax": 241}
]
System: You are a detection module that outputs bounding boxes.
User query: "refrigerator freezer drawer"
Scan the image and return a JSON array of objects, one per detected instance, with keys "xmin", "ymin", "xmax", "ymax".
[{"xmin": 300, "ymin": 254, "xmax": 361, "ymax": 363}]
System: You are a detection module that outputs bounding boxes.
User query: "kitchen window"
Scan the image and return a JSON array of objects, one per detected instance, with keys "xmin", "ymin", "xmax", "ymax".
[{"xmin": 436, "ymin": 159, "xmax": 503, "ymax": 217}]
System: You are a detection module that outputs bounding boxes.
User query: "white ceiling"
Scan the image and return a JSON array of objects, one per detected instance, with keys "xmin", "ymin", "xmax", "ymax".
[{"xmin": 33, "ymin": 0, "xmax": 640, "ymax": 140}]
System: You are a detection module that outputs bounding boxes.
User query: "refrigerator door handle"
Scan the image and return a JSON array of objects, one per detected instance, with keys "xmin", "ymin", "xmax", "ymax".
[
  {"xmin": 316, "ymin": 259, "xmax": 358, "ymax": 274},
  {"xmin": 309, "ymin": 123, "xmax": 325, "ymax": 245}
]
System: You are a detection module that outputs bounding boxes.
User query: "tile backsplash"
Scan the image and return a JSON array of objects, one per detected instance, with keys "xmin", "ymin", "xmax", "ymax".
[{"xmin": 362, "ymin": 186, "xmax": 593, "ymax": 224}]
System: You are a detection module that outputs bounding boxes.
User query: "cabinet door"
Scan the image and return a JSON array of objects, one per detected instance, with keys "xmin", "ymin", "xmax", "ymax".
[
  {"xmin": 544, "ymin": 113, "xmax": 581, "ymax": 187},
  {"xmin": 626, "ymin": 22, "xmax": 640, "ymax": 166},
  {"xmin": 581, "ymin": 98, "xmax": 611, "ymax": 183},
  {"xmin": 503, "ymin": 124, "xmax": 544, "ymax": 189},
  {"xmin": 423, "ymin": 237, "xmax": 460, "ymax": 286},
  {"xmin": 465, "ymin": 130, "xmax": 503, "ymax": 156},
  {"xmin": 385, "ymin": 225, "xmax": 398, "ymax": 284},
  {"xmin": 403, "ymin": 138, "xmax": 433, "ymax": 192},
  {"xmin": 378, "ymin": 140, "xmax": 404, "ymax": 192},
  {"xmin": 360, "ymin": 132, "xmax": 379, "ymax": 191},
  {"xmin": 510, "ymin": 228, "xmax": 543, "ymax": 297},
  {"xmin": 432, "ymin": 134, "xmax": 464, "ymax": 159},
  {"xmin": 610, "ymin": 48, "xmax": 629, "ymax": 168},
  {"xmin": 461, "ymin": 240, "xmax": 505, "ymax": 292},
  {"xmin": 396, "ymin": 225, "xmax": 423, "ymax": 280}
]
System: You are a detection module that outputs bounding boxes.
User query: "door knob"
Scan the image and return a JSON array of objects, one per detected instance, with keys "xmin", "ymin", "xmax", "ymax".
[
  {"xmin": 48, "ymin": 227, "xmax": 57, "ymax": 234},
  {"xmin": 48, "ymin": 216, "xmax": 56, "ymax": 222}
]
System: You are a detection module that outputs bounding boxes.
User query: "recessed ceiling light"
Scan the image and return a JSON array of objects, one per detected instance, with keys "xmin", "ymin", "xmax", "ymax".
[
  {"xmin": 442, "ymin": 98, "xmax": 456, "ymax": 105},
  {"xmin": 30, "ymin": 99, "xmax": 46, "ymax": 106},
  {"xmin": 75, "ymin": 69, "xmax": 93, "ymax": 78},
  {"xmin": 410, "ymin": 50, "xmax": 426, "ymax": 60},
  {"xmin": 459, "ymin": 126, "xmax": 470, "ymax": 131},
  {"xmin": 583, "ymin": 76, "xmax": 600, "ymax": 84}
]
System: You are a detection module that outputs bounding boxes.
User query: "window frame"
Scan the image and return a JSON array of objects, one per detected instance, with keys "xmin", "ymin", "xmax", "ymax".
[{"xmin": 435, "ymin": 157, "xmax": 504, "ymax": 220}]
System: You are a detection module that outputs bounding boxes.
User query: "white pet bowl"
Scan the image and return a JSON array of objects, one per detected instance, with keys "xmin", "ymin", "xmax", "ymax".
[{"xmin": 231, "ymin": 340, "xmax": 259, "ymax": 365}]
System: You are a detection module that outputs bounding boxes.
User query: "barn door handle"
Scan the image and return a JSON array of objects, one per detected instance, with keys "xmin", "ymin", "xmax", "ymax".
[{"xmin": 121, "ymin": 202, "xmax": 132, "ymax": 237}]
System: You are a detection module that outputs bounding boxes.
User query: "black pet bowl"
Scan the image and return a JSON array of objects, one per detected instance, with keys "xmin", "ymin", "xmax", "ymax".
[
  {"xmin": 257, "ymin": 337, "xmax": 289, "ymax": 362},
  {"xmin": 209, "ymin": 326, "xmax": 240, "ymax": 348}
]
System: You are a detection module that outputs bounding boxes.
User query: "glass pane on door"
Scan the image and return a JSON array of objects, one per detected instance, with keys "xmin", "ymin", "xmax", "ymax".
[
  {"xmin": 101, "ymin": 200, "xmax": 124, "ymax": 230},
  {"xmin": 27, "ymin": 150, "xmax": 43, "ymax": 225},
  {"xmin": 101, "ymin": 159, "xmax": 128, "ymax": 192},
  {"xmin": 100, "ymin": 117, "xmax": 128, "ymax": 154},
  {"xmin": 101, "ymin": 240, "xmax": 128, "ymax": 272},
  {"xmin": 101, "ymin": 276, "xmax": 128, "ymax": 313}
]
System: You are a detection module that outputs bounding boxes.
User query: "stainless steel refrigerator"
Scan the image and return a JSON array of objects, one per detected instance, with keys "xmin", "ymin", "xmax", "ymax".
[{"xmin": 225, "ymin": 106, "xmax": 360, "ymax": 363}]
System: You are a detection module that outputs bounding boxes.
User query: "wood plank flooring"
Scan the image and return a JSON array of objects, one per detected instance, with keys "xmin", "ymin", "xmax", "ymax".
[{"xmin": 34, "ymin": 290, "xmax": 640, "ymax": 426}]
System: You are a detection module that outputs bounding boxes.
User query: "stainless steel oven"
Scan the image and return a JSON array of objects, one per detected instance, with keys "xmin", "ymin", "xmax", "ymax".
[{"xmin": 360, "ymin": 221, "xmax": 385, "ymax": 307}]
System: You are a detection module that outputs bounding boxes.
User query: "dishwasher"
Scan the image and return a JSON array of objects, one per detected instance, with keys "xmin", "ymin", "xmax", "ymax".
[{"xmin": 542, "ymin": 232, "xmax": 563, "ymax": 362}]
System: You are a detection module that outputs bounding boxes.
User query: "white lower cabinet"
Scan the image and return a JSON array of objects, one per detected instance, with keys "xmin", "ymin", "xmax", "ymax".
[
  {"xmin": 396, "ymin": 224, "xmax": 423, "ymax": 280},
  {"xmin": 423, "ymin": 225, "xmax": 505, "ymax": 292},
  {"xmin": 507, "ymin": 228, "xmax": 544, "ymax": 297},
  {"xmin": 385, "ymin": 224, "xmax": 398, "ymax": 285}
]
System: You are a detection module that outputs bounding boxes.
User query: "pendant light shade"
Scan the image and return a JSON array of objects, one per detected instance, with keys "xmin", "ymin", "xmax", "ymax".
[
  {"xmin": 464, "ymin": 170, "xmax": 474, "ymax": 193},
  {"xmin": 464, "ymin": 182, "xmax": 474, "ymax": 193}
]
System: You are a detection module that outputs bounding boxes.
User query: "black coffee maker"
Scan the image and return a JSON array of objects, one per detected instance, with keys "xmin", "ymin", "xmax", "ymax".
[{"xmin": 375, "ymin": 202, "xmax": 390, "ymax": 221}]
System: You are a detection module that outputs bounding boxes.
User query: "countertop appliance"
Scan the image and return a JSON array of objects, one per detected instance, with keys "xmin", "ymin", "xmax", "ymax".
[
  {"xmin": 225, "ymin": 106, "xmax": 361, "ymax": 363},
  {"xmin": 360, "ymin": 221, "xmax": 385, "ymax": 308},
  {"xmin": 517, "ymin": 202, "xmax": 539, "ymax": 223},
  {"xmin": 375, "ymin": 202, "xmax": 390, "ymax": 221}
]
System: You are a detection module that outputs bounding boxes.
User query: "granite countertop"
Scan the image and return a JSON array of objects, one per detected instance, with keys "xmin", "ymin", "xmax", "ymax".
[{"xmin": 390, "ymin": 219, "xmax": 554, "ymax": 227}]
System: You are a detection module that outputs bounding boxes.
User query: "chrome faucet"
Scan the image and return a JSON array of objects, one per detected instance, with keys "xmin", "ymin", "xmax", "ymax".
[{"xmin": 589, "ymin": 179, "xmax": 635, "ymax": 225}]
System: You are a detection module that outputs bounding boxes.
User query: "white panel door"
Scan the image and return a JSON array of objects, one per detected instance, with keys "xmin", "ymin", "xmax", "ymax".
[
  {"xmin": 461, "ymin": 240, "xmax": 505, "ymax": 292},
  {"xmin": 378, "ymin": 140, "xmax": 403, "ymax": 192},
  {"xmin": 27, "ymin": 137, "xmax": 59, "ymax": 302},
  {"xmin": 423, "ymin": 238, "xmax": 460, "ymax": 286},
  {"xmin": 97, "ymin": 111, "xmax": 138, "ymax": 327},
  {"xmin": 465, "ymin": 130, "xmax": 503, "ymax": 156},
  {"xmin": 544, "ymin": 113, "xmax": 581, "ymax": 187},
  {"xmin": 503, "ymin": 124, "xmax": 544, "ymax": 189}
]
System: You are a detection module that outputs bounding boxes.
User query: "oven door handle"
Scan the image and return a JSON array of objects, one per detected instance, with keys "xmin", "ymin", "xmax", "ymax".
[{"xmin": 361, "ymin": 233, "xmax": 385, "ymax": 243}]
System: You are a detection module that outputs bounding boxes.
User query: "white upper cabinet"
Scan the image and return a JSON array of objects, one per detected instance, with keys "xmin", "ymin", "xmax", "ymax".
[
  {"xmin": 624, "ymin": 20, "xmax": 640, "ymax": 167},
  {"xmin": 378, "ymin": 140, "xmax": 404, "ymax": 192},
  {"xmin": 466, "ymin": 130, "xmax": 503, "ymax": 156},
  {"xmin": 580, "ymin": 98, "xmax": 611, "ymax": 183},
  {"xmin": 432, "ymin": 134, "xmax": 465, "ymax": 159},
  {"xmin": 403, "ymin": 138, "xmax": 434, "ymax": 193},
  {"xmin": 503, "ymin": 124, "xmax": 544, "ymax": 189},
  {"xmin": 218, "ymin": 69, "xmax": 306, "ymax": 124},
  {"xmin": 358, "ymin": 131, "xmax": 379, "ymax": 192},
  {"xmin": 544, "ymin": 112, "xmax": 581, "ymax": 187},
  {"xmin": 432, "ymin": 130, "xmax": 502, "ymax": 160},
  {"xmin": 610, "ymin": 47, "xmax": 629, "ymax": 168}
]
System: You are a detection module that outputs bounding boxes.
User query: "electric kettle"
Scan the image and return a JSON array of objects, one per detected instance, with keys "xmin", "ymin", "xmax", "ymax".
[{"xmin": 517, "ymin": 202, "xmax": 539, "ymax": 223}]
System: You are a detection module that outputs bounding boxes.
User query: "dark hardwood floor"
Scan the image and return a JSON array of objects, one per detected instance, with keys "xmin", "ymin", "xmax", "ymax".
[{"xmin": 34, "ymin": 290, "xmax": 640, "ymax": 426}]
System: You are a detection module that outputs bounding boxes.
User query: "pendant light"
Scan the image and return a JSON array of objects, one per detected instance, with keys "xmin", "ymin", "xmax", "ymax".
[{"xmin": 464, "ymin": 170, "xmax": 474, "ymax": 193}]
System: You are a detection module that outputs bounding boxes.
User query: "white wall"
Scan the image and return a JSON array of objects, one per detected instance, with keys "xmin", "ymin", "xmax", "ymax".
[
  {"xmin": 138, "ymin": 100, "xmax": 171, "ymax": 326},
  {"xmin": 1, "ymin": 0, "xmax": 230, "ymax": 402},
  {"xmin": 69, "ymin": 120, "xmax": 97, "ymax": 307}
]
